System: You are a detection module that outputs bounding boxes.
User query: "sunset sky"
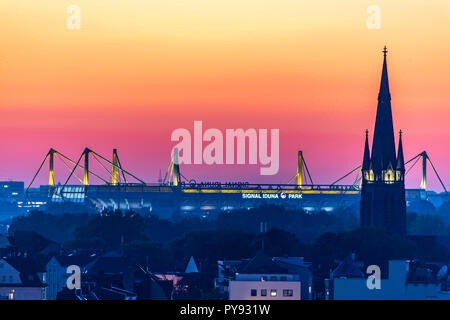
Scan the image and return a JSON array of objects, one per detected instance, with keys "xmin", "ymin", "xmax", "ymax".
[{"xmin": 0, "ymin": 0, "xmax": 449, "ymax": 191}]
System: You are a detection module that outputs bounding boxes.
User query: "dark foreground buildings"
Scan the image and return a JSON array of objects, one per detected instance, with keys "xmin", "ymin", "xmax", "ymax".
[{"xmin": 360, "ymin": 47, "xmax": 407, "ymax": 236}]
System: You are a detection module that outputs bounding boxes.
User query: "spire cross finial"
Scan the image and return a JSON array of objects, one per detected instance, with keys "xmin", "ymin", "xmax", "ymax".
[
  {"xmin": 383, "ymin": 46, "xmax": 388, "ymax": 57},
  {"xmin": 365, "ymin": 129, "xmax": 369, "ymax": 137},
  {"xmin": 399, "ymin": 129, "xmax": 402, "ymax": 136}
]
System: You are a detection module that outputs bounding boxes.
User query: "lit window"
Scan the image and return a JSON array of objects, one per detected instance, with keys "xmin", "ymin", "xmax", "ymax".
[
  {"xmin": 250, "ymin": 289, "xmax": 257, "ymax": 297},
  {"xmin": 383, "ymin": 169, "xmax": 395, "ymax": 183},
  {"xmin": 270, "ymin": 289, "xmax": 277, "ymax": 297},
  {"xmin": 283, "ymin": 289, "xmax": 293, "ymax": 297},
  {"xmin": 8, "ymin": 289, "xmax": 14, "ymax": 300},
  {"xmin": 365, "ymin": 170, "xmax": 374, "ymax": 182}
]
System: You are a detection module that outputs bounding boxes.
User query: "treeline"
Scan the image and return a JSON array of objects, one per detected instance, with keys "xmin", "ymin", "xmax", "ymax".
[
  {"xmin": 8, "ymin": 206, "xmax": 450, "ymax": 275},
  {"xmin": 10, "ymin": 205, "xmax": 358, "ymax": 245}
]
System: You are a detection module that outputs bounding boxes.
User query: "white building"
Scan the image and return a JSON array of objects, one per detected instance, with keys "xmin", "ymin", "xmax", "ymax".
[
  {"xmin": 0, "ymin": 258, "xmax": 46, "ymax": 300},
  {"xmin": 229, "ymin": 276, "xmax": 301, "ymax": 300},
  {"xmin": 332, "ymin": 259, "xmax": 450, "ymax": 300},
  {"xmin": 46, "ymin": 251, "xmax": 99, "ymax": 300},
  {"xmin": 218, "ymin": 253, "xmax": 312, "ymax": 300}
]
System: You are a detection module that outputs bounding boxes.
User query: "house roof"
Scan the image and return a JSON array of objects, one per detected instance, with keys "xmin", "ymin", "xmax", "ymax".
[
  {"xmin": 332, "ymin": 254, "xmax": 364, "ymax": 279},
  {"xmin": 86, "ymin": 256, "xmax": 137, "ymax": 275},
  {"xmin": 6, "ymin": 256, "xmax": 46, "ymax": 273},
  {"xmin": 93, "ymin": 286, "xmax": 136, "ymax": 300},
  {"xmin": 1, "ymin": 257, "xmax": 46, "ymax": 287},
  {"xmin": 54, "ymin": 251, "xmax": 99, "ymax": 267},
  {"xmin": 0, "ymin": 235, "xmax": 10, "ymax": 249},
  {"xmin": 8, "ymin": 230, "xmax": 60, "ymax": 256},
  {"xmin": 185, "ymin": 256, "xmax": 199, "ymax": 273},
  {"xmin": 272, "ymin": 257, "xmax": 311, "ymax": 274},
  {"xmin": 240, "ymin": 252, "xmax": 288, "ymax": 274}
]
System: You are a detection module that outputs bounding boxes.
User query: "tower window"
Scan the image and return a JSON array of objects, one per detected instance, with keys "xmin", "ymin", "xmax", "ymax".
[
  {"xmin": 383, "ymin": 170, "xmax": 395, "ymax": 183},
  {"xmin": 364, "ymin": 170, "xmax": 374, "ymax": 182}
]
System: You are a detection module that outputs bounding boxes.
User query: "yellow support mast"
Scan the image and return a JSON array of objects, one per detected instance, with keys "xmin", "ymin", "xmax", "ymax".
[
  {"xmin": 297, "ymin": 150, "xmax": 303, "ymax": 187},
  {"xmin": 173, "ymin": 147, "xmax": 180, "ymax": 186},
  {"xmin": 83, "ymin": 148, "xmax": 90, "ymax": 186},
  {"xmin": 111, "ymin": 149, "xmax": 119, "ymax": 185},
  {"xmin": 48, "ymin": 148, "xmax": 55, "ymax": 186},
  {"xmin": 420, "ymin": 151, "xmax": 427, "ymax": 190}
]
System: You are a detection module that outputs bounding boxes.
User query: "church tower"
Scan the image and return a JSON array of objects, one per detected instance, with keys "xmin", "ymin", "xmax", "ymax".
[{"xmin": 360, "ymin": 47, "xmax": 406, "ymax": 236}]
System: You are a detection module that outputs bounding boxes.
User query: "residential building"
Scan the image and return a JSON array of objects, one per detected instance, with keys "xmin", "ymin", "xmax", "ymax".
[
  {"xmin": 46, "ymin": 250, "xmax": 100, "ymax": 300},
  {"xmin": 0, "ymin": 257, "xmax": 46, "ymax": 300},
  {"xmin": 217, "ymin": 252, "xmax": 312, "ymax": 300},
  {"xmin": 330, "ymin": 257, "xmax": 450, "ymax": 300}
]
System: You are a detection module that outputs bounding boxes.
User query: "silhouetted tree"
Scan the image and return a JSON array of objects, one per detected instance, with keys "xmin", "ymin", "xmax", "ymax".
[
  {"xmin": 123, "ymin": 240, "xmax": 174, "ymax": 272},
  {"xmin": 10, "ymin": 210, "xmax": 89, "ymax": 244},
  {"xmin": 73, "ymin": 210, "xmax": 146, "ymax": 249}
]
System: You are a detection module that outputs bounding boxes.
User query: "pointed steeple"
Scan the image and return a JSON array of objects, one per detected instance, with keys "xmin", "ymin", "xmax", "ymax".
[
  {"xmin": 360, "ymin": 47, "xmax": 407, "ymax": 237},
  {"xmin": 378, "ymin": 46, "xmax": 391, "ymax": 102},
  {"xmin": 185, "ymin": 256, "xmax": 199, "ymax": 273},
  {"xmin": 371, "ymin": 46, "xmax": 397, "ymax": 173},
  {"xmin": 362, "ymin": 129, "xmax": 371, "ymax": 171},
  {"xmin": 396, "ymin": 130, "xmax": 405, "ymax": 171}
]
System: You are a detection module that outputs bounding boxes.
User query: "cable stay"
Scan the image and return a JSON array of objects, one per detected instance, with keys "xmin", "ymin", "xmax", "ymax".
[
  {"xmin": 331, "ymin": 151, "xmax": 448, "ymax": 194},
  {"xmin": 26, "ymin": 148, "xmax": 146, "ymax": 200},
  {"xmin": 60, "ymin": 148, "xmax": 145, "ymax": 189},
  {"xmin": 26, "ymin": 147, "xmax": 447, "ymax": 200},
  {"xmin": 163, "ymin": 148, "xmax": 183, "ymax": 186},
  {"xmin": 405, "ymin": 151, "xmax": 448, "ymax": 194},
  {"xmin": 331, "ymin": 165, "xmax": 361, "ymax": 187}
]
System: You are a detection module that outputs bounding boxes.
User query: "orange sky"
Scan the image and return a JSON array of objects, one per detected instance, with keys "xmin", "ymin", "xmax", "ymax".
[{"xmin": 0, "ymin": 0, "xmax": 449, "ymax": 191}]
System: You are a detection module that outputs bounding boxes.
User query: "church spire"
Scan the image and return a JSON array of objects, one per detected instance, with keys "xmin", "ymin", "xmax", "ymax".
[
  {"xmin": 378, "ymin": 46, "xmax": 391, "ymax": 102},
  {"xmin": 371, "ymin": 46, "xmax": 397, "ymax": 173},
  {"xmin": 362, "ymin": 129, "xmax": 371, "ymax": 171},
  {"xmin": 396, "ymin": 130, "xmax": 405, "ymax": 171},
  {"xmin": 360, "ymin": 47, "xmax": 407, "ymax": 237}
]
